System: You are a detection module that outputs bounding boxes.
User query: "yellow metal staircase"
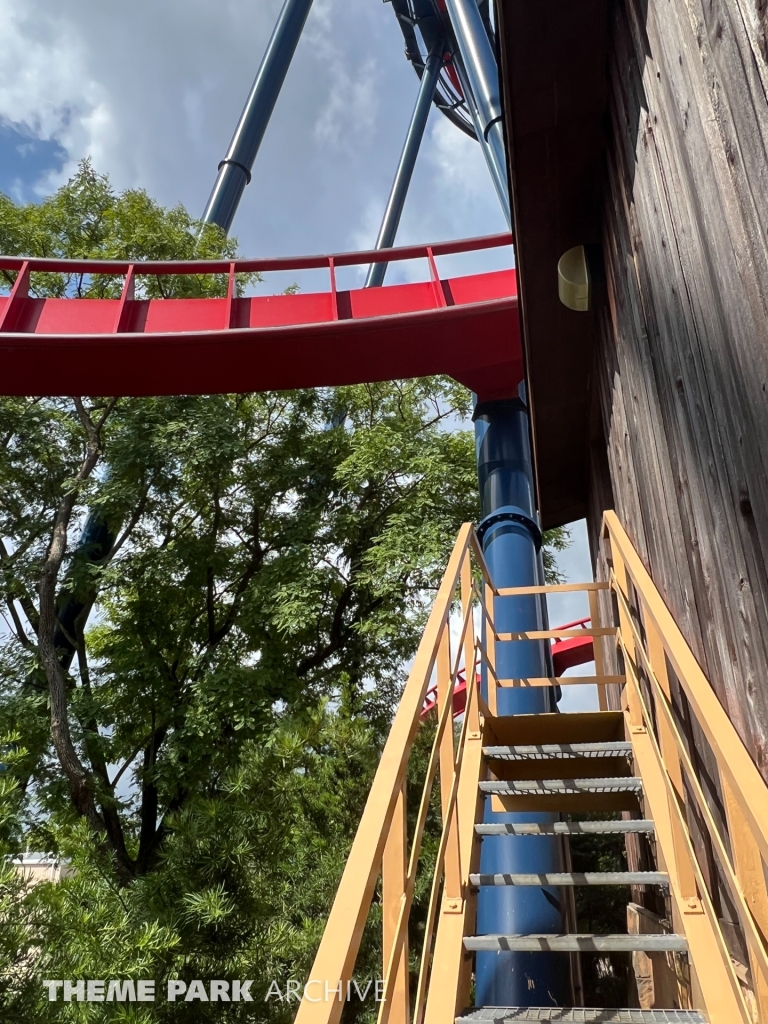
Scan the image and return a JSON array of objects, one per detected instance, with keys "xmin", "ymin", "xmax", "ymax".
[{"xmin": 294, "ymin": 513, "xmax": 768, "ymax": 1024}]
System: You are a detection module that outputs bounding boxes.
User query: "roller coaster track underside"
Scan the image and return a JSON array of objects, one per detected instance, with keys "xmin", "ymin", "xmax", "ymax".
[{"xmin": 0, "ymin": 233, "xmax": 520, "ymax": 399}]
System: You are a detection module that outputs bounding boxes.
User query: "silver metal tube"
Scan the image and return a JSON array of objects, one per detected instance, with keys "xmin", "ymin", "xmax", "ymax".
[
  {"xmin": 442, "ymin": 0, "xmax": 511, "ymax": 227},
  {"xmin": 452, "ymin": 52, "xmax": 510, "ymax": 226},
  {"xmin": 201, "ymin": 0, "xmax": 315, "ymax": 233},
  {"xmin": 365, "ymin": 44, "xmax": 443, "ymax": 288}
]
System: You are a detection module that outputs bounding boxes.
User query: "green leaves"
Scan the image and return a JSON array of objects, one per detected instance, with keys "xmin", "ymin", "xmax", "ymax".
[
  {"xmin": 0, "ymin": 375, "xmax": 483, "ymax": 1017},
  {"xmin": 181, "ymin": 885, "xmax": 237, "ymax": 931},
  {"xmin": 0, "ymin": 158, "xmax": 249, "ymax": 299}
]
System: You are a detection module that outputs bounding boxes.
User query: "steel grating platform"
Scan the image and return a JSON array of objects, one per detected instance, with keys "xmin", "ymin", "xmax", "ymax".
[
  {"xmin": 456, "ymin": 1010, "xmax": 706, "ymax": 1023},
  {"xmin": 483, "ymin": 743, "xmax": 633, "ymax": 760}
]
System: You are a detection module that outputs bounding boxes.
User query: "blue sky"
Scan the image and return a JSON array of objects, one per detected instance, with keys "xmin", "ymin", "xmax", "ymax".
[
  {"xmin": 0, "ymin": 0, "xmax": 596, "ymax": 709},
  {"xmin": 0, "ymin": 121, "xmax": 67, "ymax": 201}
]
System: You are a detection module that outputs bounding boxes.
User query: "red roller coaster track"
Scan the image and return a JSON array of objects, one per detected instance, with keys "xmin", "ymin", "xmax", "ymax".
[
  {"xmin": 0, "ymin": 233, "xmax": 520, "ymax": 399},
  {"xmin": 420, "ymin": 618, "xmax": 597, "ymax": 720}
]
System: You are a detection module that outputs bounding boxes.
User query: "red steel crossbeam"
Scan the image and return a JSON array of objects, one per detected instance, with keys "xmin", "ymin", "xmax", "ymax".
[{"xmin": 0, "ymin": 233, "xmax": 521, "ymax": 399}]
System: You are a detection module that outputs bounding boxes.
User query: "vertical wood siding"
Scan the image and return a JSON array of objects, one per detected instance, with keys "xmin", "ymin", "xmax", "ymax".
[{"xmin": 591, "ymin": 0, "xmax": 768, "ymax": 779}]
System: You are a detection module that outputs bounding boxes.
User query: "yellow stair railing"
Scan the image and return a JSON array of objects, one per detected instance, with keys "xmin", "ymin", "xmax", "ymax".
[
  {"xmin": 293, "ymin": 513, "xmax": 768, "ymax": 1024},
  {"xmin": 605, "ymin": 510, "xmax": 768, "ymax": 1023},
  {"xmin": 293, "ymin": 522, "xmax": 487, "ymax": 1024}
]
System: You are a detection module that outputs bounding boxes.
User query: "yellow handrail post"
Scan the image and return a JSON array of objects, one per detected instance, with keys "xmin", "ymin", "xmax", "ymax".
[
  {"xmin": 436, "ymin": 628, "xmax": 456, "ymax": 821},
  {"xmin": 637, "ymin": 615, "xmax": 698, "ymax": 903},
  {"xmin": 641, "ymin": 616, "xmax": 699, "ymax": 1008},
  {"xmin": 588, "ymin": 588, "xmax": 609, "ymax": 711},
  {"xmin": 460, "ymin": 553, "xmax": 475, "ymax": 729},
  {"xmin": 483, "ymin": 582, "xmax": 498, "ymax": 715},
  {"xmin": 437, "ymin": 627, "xmax": 462, "ymax": 902},
  {"xmin": 643, "ymin": 618, "xmax": 685, "ymax": 805},
  {"xmin": 382, "ymin": 781, "xmax": 410, "ymax": 1024},
  {"xmin": 422, "ymin": 680, "xmax": 484, "ymax": 1024},
  {"xmin": 609, "ymin": 545, "xmax": 644, "ymax": 732}
]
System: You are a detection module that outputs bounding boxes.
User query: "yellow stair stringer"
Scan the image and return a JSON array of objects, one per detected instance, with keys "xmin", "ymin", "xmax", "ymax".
[
  {"xmin": 608, "ymin": 509, "xmax": 768, "ymax": 1024},
  {"xmin": 628, "ymin": 719, "xmax": 751, "ymax": 1024},
  {"xmin": 420, "ymin": 726, "xmax": 484, "ymax": 1024}
]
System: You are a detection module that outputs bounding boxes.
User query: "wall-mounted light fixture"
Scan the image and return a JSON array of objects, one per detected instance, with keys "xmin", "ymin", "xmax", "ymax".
[{"xmin": 558, "ymin": 245, "xmax": 590, "ymax": 311}]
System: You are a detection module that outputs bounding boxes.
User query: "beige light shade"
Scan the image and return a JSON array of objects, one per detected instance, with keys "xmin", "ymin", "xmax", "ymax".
[{"xmin": 558, "ymin": 245, "xmax": 590, "ymax": 311}]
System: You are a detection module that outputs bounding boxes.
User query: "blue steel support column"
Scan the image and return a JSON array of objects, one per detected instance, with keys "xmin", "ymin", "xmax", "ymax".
[
  {"xmin": 474, "ymin": 390, "xmax": 570, "ymax": 1007},
  {"xmin": 202, "ymin": 0, "xmax": 314, "ymax": 233},
  {"xmin": 365, "ymin": 41, "xmax": 443, "ymax": 289}
]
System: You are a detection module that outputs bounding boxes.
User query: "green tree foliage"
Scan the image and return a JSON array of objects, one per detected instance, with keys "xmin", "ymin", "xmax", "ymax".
[
  {"xmin": 0, "ymin": 163, "xmax": 570, "ymax": 1021},
  {"xmin": 570, "ymin": 816, "xmax": 633, "ymax": 1007},
  {"xmin": 0, "ymin": 158, "xmax": 239, "ymax": 298}
]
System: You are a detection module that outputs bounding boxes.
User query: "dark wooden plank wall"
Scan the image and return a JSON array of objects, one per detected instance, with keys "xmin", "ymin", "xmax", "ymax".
[{"xmin": 589, "ymin": 0, "xmax": 768, "ymax": 785}]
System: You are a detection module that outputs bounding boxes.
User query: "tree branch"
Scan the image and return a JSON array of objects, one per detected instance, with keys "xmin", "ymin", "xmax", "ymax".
[
  {"xmin": 208, "ymin": 503, "xmax": 263, "ymax": 647},
  {"xmin": 135, "ymin": 715, "xmax": 171, "ymax": 875},
  {"xmin": 3, "ymin": 597, "xmax": 33, "ymax": 649},
  {"xmin": 38, "ymin": 399, "xmax": 115, "ymax": 827},
  {"xmin": 110, "ymin": 745, "xmax": 143, "ymax": 790},
  {"xmin": 105, "ymin": 477, "xmax": 153, "ymax": 563},
  {"xmin": 0, "ymin": 536, "xmax": 40, "ymax": 635},
  {"xmin": 296, "ymin": 584, "xmax": 355, "ymax": 678},
  {"xmin": 73, "ymin": 626, "xmax": 134, "ymax": 877},
  {"xmin": 206, "ymin": 489, "xmax": 222, "ymax": 644}
]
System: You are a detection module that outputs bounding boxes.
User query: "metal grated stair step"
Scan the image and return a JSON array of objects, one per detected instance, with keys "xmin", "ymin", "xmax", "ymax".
[
  {"xmin": 469, "ymin": 871, "xmax": 668, "ymax": 887},
  {"xmin": 480, "ymin": 778, "xmax": 643, "ymax": 795},
  {"xmin": 484, "ymin": 742, "xmax": 633, "ymax": 760},
  {"xmin": 474, "ymin": 820, "xmax": 655, "ymax": 836},
  {"xmin": 463, "ymin": 934, "xmax": 688, "ymax": 953},
  {"xmin": 456, "ymin": 1010, "xmax": 706, "ymax": 1023}
]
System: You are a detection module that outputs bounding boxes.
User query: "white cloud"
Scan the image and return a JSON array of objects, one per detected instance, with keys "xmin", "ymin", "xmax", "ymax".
[
  {"xmin": 429, "ymin": 115, "xmax": 493, "ymax": 202},
  {"xmin": 0, "ymin": 0, "xmax": 507, "ymax": 261},
  {"xmin": 314, "ymin": 57, "xmax": 379, "ymax": 150},
  {"xmin": 0, "ymin": 3, "xmax": 102, "ymax": 189}
]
